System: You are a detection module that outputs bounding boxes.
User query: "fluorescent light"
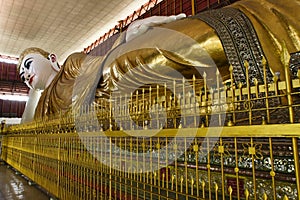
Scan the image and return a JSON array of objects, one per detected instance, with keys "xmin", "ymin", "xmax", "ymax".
[
  {"xmin": 0, "ymin": 118, "xmax": 21, "ymax": 124},
  {"xmin": 0, "ymin": 57, "xmax": 18, "ymax": 64},
  {"xmin": 0, "ymin": 94, "xmax": 28, "ymax": 101}
]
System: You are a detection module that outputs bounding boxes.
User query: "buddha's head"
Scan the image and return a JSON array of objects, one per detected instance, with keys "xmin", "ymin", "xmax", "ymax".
[{"xmin": 17, "ymin": 47, "xmax": 60, "ymax": 90}]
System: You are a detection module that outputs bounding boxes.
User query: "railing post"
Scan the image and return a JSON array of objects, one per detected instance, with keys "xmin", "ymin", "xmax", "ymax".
[
  {"xmin": 57, "ymin": 137, "xmax": 61, "ymax": 198},
  {"xmin": 0, "ymin": 135, "xmax": 2, "ymax": 160},
  {"xmin": 283, "ymin": 45, "xmax": 300, "ymax": 200},
  {"xmin": 284, "ymin": 53, "xmax": 294, "ymax": 123},
  {"xmin": 191, "ymin": 0, "xmax": 195, "ymax": 15}
]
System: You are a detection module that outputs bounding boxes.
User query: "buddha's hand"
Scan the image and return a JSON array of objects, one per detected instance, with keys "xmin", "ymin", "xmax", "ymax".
[{"xmin": 126, "ymin": 13, "xmax": 186, "ymax": 42}]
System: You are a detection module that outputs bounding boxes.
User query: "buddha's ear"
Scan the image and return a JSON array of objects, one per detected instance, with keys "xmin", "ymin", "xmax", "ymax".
[{"xmin": 48, "ymin": 53, "xmax": 61, "ymax": 72}]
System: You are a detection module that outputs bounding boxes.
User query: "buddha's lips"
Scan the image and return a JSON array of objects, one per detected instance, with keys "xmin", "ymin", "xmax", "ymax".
[{"xmin": 29, "ymin": 75, "xmax": 35, "ymax": 85}]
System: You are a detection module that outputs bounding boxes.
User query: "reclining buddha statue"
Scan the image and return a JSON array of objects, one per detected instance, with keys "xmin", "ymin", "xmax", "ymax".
[{"xmin": 18, "ymin": 0, "xmax": 300, "ymax": 125}]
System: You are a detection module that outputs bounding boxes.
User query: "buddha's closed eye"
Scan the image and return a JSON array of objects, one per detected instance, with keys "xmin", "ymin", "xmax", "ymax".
[{"xmin": 24, "ymin": 57, "xmax": 33, "ymax": 70}]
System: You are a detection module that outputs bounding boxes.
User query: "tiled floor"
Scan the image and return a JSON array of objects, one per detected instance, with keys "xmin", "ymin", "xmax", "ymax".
[{"xmin": 0, "ymin": 162, "xmax": 50, "ymax": 200}]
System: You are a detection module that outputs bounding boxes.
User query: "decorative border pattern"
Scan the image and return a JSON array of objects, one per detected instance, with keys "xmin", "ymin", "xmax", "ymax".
[
  {"xmin": 196, "ymin": 7, "xmax": 273, "ymax": 84},
  {"xmin": 290, "ymin": 51, "xmax": 300, "ymax": 77}
]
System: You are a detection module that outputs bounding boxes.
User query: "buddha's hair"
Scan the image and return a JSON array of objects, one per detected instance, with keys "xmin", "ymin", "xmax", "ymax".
[{"xmin": 17, "ymin": 47, "xmax": 50, "ymax": 72}]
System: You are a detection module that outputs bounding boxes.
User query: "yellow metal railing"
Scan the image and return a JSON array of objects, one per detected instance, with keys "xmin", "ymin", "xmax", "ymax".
[
  {"xmin": 1, "ymin": 130, "xmax": 299, "ymax": 200},
  {"xmin": 1, "ymin": 56, "xmax": 300, "ymax": 199}
]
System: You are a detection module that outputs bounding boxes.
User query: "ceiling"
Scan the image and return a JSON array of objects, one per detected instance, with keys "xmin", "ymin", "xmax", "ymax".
[{"xmin": 0, "ymin": 0, "xmax": 150, "ymax": 63}]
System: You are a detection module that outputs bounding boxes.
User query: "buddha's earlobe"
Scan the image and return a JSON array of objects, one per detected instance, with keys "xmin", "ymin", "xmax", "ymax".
[{"xmin": 48, "ymin": 53, "xmax": 60, "ymax": 72}]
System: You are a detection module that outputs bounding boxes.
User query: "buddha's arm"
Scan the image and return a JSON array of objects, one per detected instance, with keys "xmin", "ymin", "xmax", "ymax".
[
  {"xmin": 99, "ymin": 17, "xmax": 228, "ymax": 96},
  {"xmin": 21, "ymin": 89, "xmax": 42, "ymax": 123}
]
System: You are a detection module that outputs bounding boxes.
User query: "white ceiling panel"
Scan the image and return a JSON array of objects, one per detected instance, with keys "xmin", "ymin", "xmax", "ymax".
[{"xmin": 0, "ymin": 0, "xmax": 151, "ymax": 63}]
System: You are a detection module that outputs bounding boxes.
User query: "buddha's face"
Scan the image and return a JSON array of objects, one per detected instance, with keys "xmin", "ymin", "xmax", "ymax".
[{"xmin": 19, "ymin": 53, "xmax": 57, "ymax": 90}]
